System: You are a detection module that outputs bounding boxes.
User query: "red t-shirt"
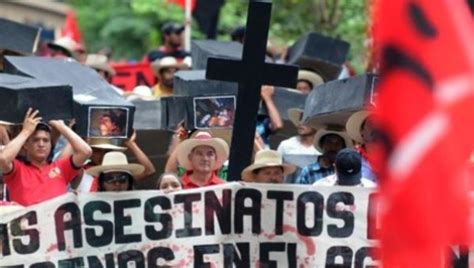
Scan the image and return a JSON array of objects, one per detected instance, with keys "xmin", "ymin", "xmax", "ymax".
[
  {"xmin": 4, "ymin": 156, "xmax": 80, "ymax": 206},
  {"xmin": 181, "ymin": 171, "xmax": 225, "ymax": 190}
]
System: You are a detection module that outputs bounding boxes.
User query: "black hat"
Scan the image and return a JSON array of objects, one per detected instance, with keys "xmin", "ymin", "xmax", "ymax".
[
  {"xmin": 335, "ymin": 148, "xmax": 362, "ymax": 185},
  {"xmin": 161, "ymin": 22, "xmax": 185, "ymax": 35},
  {"xmin": 230, "ymin": 26, "xmax": 246, "ymax": 41}
]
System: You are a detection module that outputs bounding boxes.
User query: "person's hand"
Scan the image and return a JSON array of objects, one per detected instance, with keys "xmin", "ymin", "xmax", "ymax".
[
  {"xmin": 0, "ymin": 125, "xmax": 9, "ymax": 145},
  {"xmin": 260, "ymin": 85, "xmax": 275, "ymax": 100},
  {"xmin": 175, "ymin": 121, "xmax": 188, "ymax": 141},
  {"xmin": 22, "ymin": 108, "xmax": 42, "ymax": 135},
  {"xmin": 124, "ymin": 129, "xmax": 136, "ymax": 147},
  {"xmin": 48, "ymin": 120, "xmax": 66, "ymax": 128}
]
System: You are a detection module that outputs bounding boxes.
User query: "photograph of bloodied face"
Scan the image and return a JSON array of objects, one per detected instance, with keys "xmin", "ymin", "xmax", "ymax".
[
  {"xmin": 88, "ymin": 107, "xmax": 128, "ymax": 138},
  {"xmin": 194, "ymin": 96, "xmax": 236, "ymax": 129}
]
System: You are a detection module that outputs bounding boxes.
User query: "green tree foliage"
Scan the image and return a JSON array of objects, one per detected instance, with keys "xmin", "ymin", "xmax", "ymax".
[{"xmin": 68, "ymin": 0, "xmax": 368, "ymax": 70}]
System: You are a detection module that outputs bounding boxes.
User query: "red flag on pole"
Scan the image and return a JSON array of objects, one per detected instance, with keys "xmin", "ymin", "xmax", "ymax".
[
  {"xmin": 61, "ymin": 11, "xmax": 83, "ymax": 46},
  {"xmin": 168, "ymin": 0, "xmax": 196, "ymax": 11},
  {"xmin": 371, "ymin": 0, "xmax": 474, "ymax": 267}
]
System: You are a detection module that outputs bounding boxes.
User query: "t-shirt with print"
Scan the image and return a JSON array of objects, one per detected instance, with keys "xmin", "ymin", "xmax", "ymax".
[{"xmin": 4, "ymin": 156, "xmax": 80, "ymax": 206}]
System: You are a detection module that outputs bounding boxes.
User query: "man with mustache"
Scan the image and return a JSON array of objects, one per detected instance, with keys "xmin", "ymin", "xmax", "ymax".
[
  {"xmin": 295, "ymin": 128, "xmax": 352, "ymax": 185},
  {"xmin": 175, "ymin": 131, "xmax": 229, "ymax": 189}
]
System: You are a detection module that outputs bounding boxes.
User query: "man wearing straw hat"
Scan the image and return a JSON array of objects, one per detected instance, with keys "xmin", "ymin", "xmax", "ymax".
[
  {"xmin": 84, "ymin": 54, "xmax": 116, "ymax": 82},
  {"xmin": 295, "ymin": 128, "xmax": 353, "ymax": 185},
  {"xmin": 241, "ymin": 150, "xmax": 296, "ymax": 184},
  {"xmin": 296, "ymin": 69, "xmax": 324, "ymax": 95},
  {"xmin": 151, "ymin": 56, "xmax": 189, "ymax": 97},
  {"xmin": 345, "ymin": 110, "xmax": 377, "ymax": 181},
  {"xmin": 175, "ymin": 131, "xmax": 229, "ymax": 189},
  {"xmin": 87, "ymin": 151, "xmax": 144, "ymax": 192}
]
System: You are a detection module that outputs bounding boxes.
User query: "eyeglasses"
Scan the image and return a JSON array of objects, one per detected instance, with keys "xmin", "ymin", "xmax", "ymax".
[{"xmin": 103, "ymin": 172, "xmax": 130, "ymax": 184}]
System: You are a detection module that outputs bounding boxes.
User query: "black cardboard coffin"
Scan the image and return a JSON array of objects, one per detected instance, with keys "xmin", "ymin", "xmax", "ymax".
[
  {"xmin": 0, "ymin": 18, "xmax": 41, "ymax": 55},
  {"xmin": 287, "ymin": 32, "xmax": 350, "ymax": 82},
  {"xmin": 0, "ymin": 73, "xmax": 73, "ymax": 123},
  {"xmin": 4, "ymin": 56, "xmax": 135, "ymax": 138},
  {"xmin": 303, "ymin": 73, "xmax": 378, "ymax": 129}
]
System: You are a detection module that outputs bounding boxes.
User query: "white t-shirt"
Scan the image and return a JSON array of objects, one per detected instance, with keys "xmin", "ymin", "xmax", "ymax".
[
  {"xmin": 277, "ymin": 136, "xmax": 321, "ymax": 156},
  {"xmin": 313, "ymin": 174, "xmax": 377, "ymax": 188}
]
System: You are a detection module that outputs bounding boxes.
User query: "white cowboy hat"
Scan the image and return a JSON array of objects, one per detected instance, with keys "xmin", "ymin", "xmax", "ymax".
[
  {"xmin": 87, "ymin": 151, "xmax": 144, "ymax": 177},
  {"xmin": 85, "ymin": 54, "xmax": 116, "ymax": 76},
  {"xmin": 346, "ymin": 110, "xmax": 371, "ymax": 144},
  {"xmin": 314, "ymin": 128, "xmax": 353, "ymax": 152},
  {"xmin": 298, "ymin": 70, "xmax": 324, "ymax": 88},
  {"xmin": 176, "ymin": 131, "xmax": 229, "ymax": 171},
  {"xmin": 241, "ymin": 150, "xmax": 296, "ymax": 180},
  {"xmin": 151, "ymin": 56, "xmax": 188, "ymax": 75},
  {"xmin": 123, "ymin": 85, "xmax": 156, "ymax": 101},
  {"xmin": 47, "ymin": 37, "xmax": 78, "ymax": 58},
  {"xmin": 87, "ymin": 137, "xmax": 127, "ymax": 151},
  {"xmin": 288, "ymin": 108, "xmax": 304, "ymax": 127}
]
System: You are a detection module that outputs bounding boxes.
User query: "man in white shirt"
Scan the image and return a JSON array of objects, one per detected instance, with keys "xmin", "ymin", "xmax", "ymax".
[
  {"xmin": 277, "ymin": 109, "xmax": 320, "ymax": 156},
  {"xmin": 314, "ymin": 148, "xmax": 376, "ymax": 188}
]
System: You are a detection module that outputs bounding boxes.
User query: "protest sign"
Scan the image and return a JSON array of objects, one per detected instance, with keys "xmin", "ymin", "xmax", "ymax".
[
  {"xmin": 110, "ymin": 62, "xmax": 157, "ymax": 91},
  {"xmin": 0, "ymin": 183, "xmax": 380, "ymax": 267}
]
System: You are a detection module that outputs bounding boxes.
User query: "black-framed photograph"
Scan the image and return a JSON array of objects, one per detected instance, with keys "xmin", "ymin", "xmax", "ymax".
[
  {"xmin": 88, "ymin": 107, "xmax": 129, "ymax": 138},
  {"xmin": 193, "ymin": 96, "xmax": 236, "ymax": 129}
]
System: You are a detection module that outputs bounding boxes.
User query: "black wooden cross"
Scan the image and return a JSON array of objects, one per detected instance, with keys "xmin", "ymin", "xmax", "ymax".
[{"xmin": 206, "ymin": 0, "xmax": 298, "ymax": 181}]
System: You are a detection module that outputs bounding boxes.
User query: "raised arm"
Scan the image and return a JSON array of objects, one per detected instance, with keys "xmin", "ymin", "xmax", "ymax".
[
  {"xmin": 125, "ymin": 130, "xmax": 156, "ymax": 181},
  {"xmin": 0, "ymin": 108, "xmax": 40, "ymax": 172},
  {"xmin": 49, "ymin": 120, "xmax": 92, "ymax": 168},
  {"xmin": 261, "ymin": 85, "xmax": 283, "ymax": 132}
]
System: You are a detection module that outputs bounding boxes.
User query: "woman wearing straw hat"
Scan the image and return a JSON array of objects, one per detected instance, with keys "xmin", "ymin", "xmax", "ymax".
[
  {"xmin": 241, "ymin": 150, "xmax": 296, "ymax": 184},
  {"xmin": 87, "ymin": 151, "xmax": 144, "ymax": 192},
  {"xmin": 175, "ymin": 131, "xmax": 229, "ymax": 189}
]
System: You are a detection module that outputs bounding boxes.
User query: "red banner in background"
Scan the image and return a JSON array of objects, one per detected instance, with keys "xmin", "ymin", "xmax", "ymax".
[{"xmin": 110, "ymin": 63, "xmax": 157, "ymax": 92}]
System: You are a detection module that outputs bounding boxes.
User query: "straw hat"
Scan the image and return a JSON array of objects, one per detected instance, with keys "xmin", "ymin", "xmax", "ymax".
[
  {"xmin": 241, "ymin": 150, "xmax": 296, "ymax": 180},
  {"xmin": 87, "ymin": 151, "xmax": 144, "ymax": 177},
  {"xmin": 88, "ymin": 137, "xmax": 127, "ymax": 151},
  {"xmin": 314, "ymin": 128, "xmax": 353, "ymax": 152},
  {"xmin": 176, "ymin": 131, "xmax": 229, "ymax": 171},
  {"xmin": 123, "ymin": 85, "xmax": 155, "ymax": 101},
  {"xmin": 346, "ymin": 110, "xmax": 371, "ymax": 144},
  {"xmin": 151, "ymin": 56, "xmax": 188, "ymax": 75},
  {"xmin": 85, "ymin": 54, "xmax": 116, "ymax": 76},
  {"xmin": 47, "ymin": 37, "xmax": 78, "ymax": 58},
  {"xmin": 288, "ymin": 108, "xmax": 304, "ymax": 127},
  {"xmin": 298, "ymin": 70, "xmax": 324, "ymax": 88}
]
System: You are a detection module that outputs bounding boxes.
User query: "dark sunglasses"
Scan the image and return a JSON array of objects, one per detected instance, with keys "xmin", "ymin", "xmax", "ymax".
[{"xmin": 103, "ymin": 172, "xmax": 130, "ymax": 184}]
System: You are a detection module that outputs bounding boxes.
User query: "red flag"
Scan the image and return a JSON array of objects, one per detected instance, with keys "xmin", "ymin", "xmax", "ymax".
[
  {"xmin": 371, "ymin": 0, "xmax": 474, "ymax": 267},
  {"xmin": 61, "ymin": 11, "xmax": 84, "ymax": 47},
  {"xmin": 168, "ymin": 0, "xmax": 197, "ymax": 11}
]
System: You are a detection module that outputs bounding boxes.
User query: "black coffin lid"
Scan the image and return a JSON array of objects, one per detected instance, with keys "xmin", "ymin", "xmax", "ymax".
[
  {"xmin": 191, "ymin": 40, "xmax": 272, "ymax": 70},
  {"xmin": 0, "ymin": 73, "xmax": 73, "ymax": 123},
  {"xmin": 287, "ymin": 32, "xmax": 350, "ymax": 82},
  {"xmin": 174, "ymin": 70, "xmax": 238, "ymax": 96},
  {"xmin": 4, "ymin": 56, "xmax": 135, "ymax": 137},
  {"xmin": 0, "ymin": 18, "xmax": 41, "ymax": 55},
  {"xmin": 303, "ymin": 73, "xmax": 378, "ymax": 129}
]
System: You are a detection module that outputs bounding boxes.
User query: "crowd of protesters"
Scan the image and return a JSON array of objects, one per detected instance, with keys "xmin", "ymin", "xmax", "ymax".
[{"xmin": 0, "ymin": 22, "xmax": 378, "ymax": 209}]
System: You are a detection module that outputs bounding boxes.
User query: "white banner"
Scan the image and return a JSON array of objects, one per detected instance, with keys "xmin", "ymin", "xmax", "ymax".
[{"xmin": 0, "ymin": 182, "xmax": 380, "ymax": 267}]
